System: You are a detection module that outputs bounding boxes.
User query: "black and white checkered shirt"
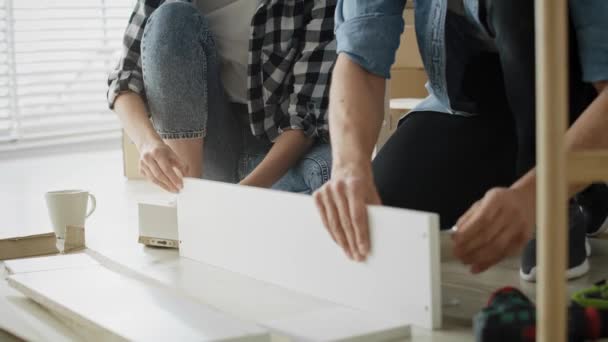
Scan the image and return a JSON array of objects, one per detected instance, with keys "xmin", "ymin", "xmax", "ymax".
[{"xmin": 107, "ymin": 0, "xmax": 336, "ymax": 142}]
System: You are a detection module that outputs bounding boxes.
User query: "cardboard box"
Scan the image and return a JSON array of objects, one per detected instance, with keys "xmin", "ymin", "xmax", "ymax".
[
  {"xmin": 122, "ymin": 131, "xmax": 144, "ymax": 179},
  {"xmin": 389, "ymin": 67, "xmax": 428, "ymax": 99},
  {"xmin": 393, "ymin": 25, "xmax": 422, "ymax": 69},
  {"xmin": 404, "ymin": 8, "xmax": 415, "ymax": 25}
]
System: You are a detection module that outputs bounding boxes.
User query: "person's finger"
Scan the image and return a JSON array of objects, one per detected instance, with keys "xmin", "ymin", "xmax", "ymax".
[
  {"xmin": 456, "ymin": 207, "xmax": 510, "ymax": 262},
  {"xmin": 331, "ymin": 181, "xmax": 361, "ymax": 261},
  {"xmin": 468, "ymin": 223, "xmax": 519, "ymax": 273},
  {"xmin": 454, "ymin": 201, "xmax": 479, "ymax": 231},
  {"xmin": 453, "ymin": 194, "xmax": 502, "ymax": 252},
  {"xmin": 470, "ymin": 235, "xmax": 517, "ymax": 274},
  {"xmin": 313, "ymin": 190, "xmax": 337, "ymax": 244},
  {"xmin": 146, "ymin": 157, "xmax": 178, "ymax": 192},
  {"xmin": 348, "ymin": 183, "xmax": 370, "ymax": 257},
  {"xmin": 141, "ymin": 164, "xmax": 173, "ymax": 192},
  {"xmin": 157, "ymin": 154, "xmax": 183, "ymax": 190},
  {"xmin": 321, "ymin": 186, "xmax": 350, "ymax": 259},
  {"xmin": 458, "ymin": 218, "xmax": 509, "ymax": 265},
  {"xmin": 368, "ymin": 185, "xmax": 382, "ymax": 205},
  {"xmin": 169, "ymin": 154, "xmax": 189, "ymax": 179}
]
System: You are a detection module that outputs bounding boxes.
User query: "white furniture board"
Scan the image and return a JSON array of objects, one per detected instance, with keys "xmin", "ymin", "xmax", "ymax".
[
  {"xmin": 266, "ymin": 307, "xmax": 410, "ymax": 342},
  {"xmin": 4, "ymin": 253, "xmax": 98, "ymax": 275},
  {"xmin": 138, "ymin": 200, "xmax": 179, "ymax": 247},
  {"xmin": 87, "ymin": 247, "xmax": 412, "ymax": 341},
  {"xmin": 0, "ymin": 295, "xmax": 44, "ymax": 341},
  {"xmin": 7, "ymin": 256, "xmax": 269, "ymax": 342},
  {"xmin": 178, "ymin": 179, "xmax": 442, "ymax": 329}
]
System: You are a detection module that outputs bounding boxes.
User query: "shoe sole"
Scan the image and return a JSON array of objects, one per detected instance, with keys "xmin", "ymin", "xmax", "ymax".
[
  {"xmin": 520, "ymin": 240, "xmax": 591, "ymax": 282},
  {"xmin": 587, "ymin": 215, "xmax": 608, "ymax": 237},
  {"xmin": 520, "ymin": 259, "xmax": 590, "ymax": 282}
]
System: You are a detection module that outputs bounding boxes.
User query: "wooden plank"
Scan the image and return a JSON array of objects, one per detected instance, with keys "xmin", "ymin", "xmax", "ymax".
[
  {"xmin": 535, "ymin": 0, "xmax": 569, "ymax": 341},
  {"xmin": 7, "ymin": 256, "xmax": 269, "ymax": 341},
  {"xmin": 567, "ymin": 151, "xmax": 608, "ymax": 183},
  {"xmin": 177, "ymin": 179, "xmax": 441, "ymax": 329}
]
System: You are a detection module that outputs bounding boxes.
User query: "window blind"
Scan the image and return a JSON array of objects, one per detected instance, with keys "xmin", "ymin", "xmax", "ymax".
[{"xmin": 0, "ymin": 0, "xmax": 133, "ymax": 147}]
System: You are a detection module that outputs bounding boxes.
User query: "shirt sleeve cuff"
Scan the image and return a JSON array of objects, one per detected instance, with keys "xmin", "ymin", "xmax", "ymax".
[
  {"xmin": 106, "ymin": 70, "xmax": 145, "ymax": 109},
  {"xmin": 335, "ymin": 15, "xmax": 404, "ymax": 79}
]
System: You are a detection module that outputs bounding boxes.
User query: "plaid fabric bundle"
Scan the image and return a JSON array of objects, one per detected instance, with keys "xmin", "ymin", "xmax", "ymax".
[
  {"xmin": 107, "ymin": 0, "xmax": 337, "ymax": 142},
  {"xmin": 474, "ymin": 286, "xmax": 608, "ymax": 342}
]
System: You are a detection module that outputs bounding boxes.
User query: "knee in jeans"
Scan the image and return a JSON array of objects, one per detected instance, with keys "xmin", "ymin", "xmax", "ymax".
[
  {"xmin": 143, "ymin": 2, "xmax": 212, "ymax": 55},
  {"xmin": 301, "ymin": 157, "xmax": 330, "ymax": 192}
]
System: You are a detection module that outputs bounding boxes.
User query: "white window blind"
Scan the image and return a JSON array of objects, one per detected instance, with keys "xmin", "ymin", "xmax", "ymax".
[{"xmin": 0, "ymin": 0, "xmax": 133, "ymax": 147}]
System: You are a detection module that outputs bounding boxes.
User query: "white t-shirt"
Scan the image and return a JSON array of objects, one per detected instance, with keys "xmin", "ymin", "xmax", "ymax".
[{"xmin": 195, "ymin": 0, "xmax": 259, "ymax": 104}]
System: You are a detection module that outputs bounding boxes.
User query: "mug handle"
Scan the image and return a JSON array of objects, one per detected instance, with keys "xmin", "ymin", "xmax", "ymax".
[{"xmin": 86, "ymin": 193, "xmax": 97, "ymax": 218}]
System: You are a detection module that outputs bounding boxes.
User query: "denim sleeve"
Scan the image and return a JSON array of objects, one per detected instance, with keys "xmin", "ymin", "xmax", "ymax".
[
  {"xmin": 570, "ymin": 0, "xmax": 608, "ymax": 83},
  {"xmin": 335, "ymin": 0, "xmax": 407, "ymax": 79}
]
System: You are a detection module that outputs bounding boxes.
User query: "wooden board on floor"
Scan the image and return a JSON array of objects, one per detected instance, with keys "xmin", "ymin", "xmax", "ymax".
[
  {"xmin": 87, "ymin": 247, "xmax": 412, "ymax": 341},
  {"xmin": 177, "ymin": 179, "xmax": 442, "ymax": 330},
  {"xmin": 7, "ymin": 255, "xmax": 269, "ymax": 342},
  {"xmin": 266, "ymin": 307, "xmax": 410, "ymax": 342},
  {"xmin": 0, "ymin": 295, "xmax": 44, "ymax": 341}
]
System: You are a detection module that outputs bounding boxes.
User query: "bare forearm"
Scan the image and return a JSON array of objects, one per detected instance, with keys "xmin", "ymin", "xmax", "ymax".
[
  {"xmin": 113, "ymin": 92, "xmax": 161, "ymax": 149},
  {"xmin": 511, "ymin": 82, "xmax": 608, "ymax": 201},
  {"xmin": 240, "ymin": 130, "xmax": 313, "ymax": 188},
  {"xmin": 330, "ymin": 54, "xmax": 386, "ymax": 174}
]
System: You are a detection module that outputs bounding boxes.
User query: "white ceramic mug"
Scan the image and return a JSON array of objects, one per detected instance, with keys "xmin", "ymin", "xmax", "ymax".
[{"xmin": 45, "ymin": 190, "xmax": 96, "ymax": 239}]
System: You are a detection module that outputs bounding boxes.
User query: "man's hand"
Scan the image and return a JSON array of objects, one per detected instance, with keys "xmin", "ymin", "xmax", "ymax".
[
  {"xmin": 452, "ymin": 187, "xmax": 535, "ymax": 274},
  {"xmin": 139, "ymin": 139, "xmax": 188, "ymax": 193},
  {"xmin": 313, "ymin": 165, "xmax": 381, "ymax": 261}
]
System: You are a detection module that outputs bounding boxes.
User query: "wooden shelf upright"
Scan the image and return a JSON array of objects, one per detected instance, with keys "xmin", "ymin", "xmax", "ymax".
[{"xmin": 535, "ymin": 0, "xmax": 608, "ymax": 341}]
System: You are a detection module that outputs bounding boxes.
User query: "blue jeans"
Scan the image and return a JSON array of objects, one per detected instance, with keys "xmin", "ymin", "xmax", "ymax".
[{"xmin": 140, "ymin": 1, "xmax": 331, "ymax": 194}]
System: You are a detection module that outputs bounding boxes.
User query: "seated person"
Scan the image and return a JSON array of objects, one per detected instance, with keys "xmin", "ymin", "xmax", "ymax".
[
  {"xmin": 314, "ymin": 0, "xmax": 608, "ymax": 281},
  {"xmin": 108, "ymin": 0, "xmax": 337, "ymax": 194}
]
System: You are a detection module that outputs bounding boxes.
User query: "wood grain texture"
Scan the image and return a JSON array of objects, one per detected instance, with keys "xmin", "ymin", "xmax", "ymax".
[
  {"xmin": 535, "ymin": 0, "xmax": 569, "ymax": 340},
  {"xmin": 567, "ymin": 151, "xmax": 608, "ymax": 183},
  {"xmin": 178, "ymin": 179, "xmax": 442, "ymax": 329}
]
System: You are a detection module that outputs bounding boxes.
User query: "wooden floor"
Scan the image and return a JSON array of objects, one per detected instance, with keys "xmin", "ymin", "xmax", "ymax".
[
  {"xmin": 2, "ymin": 149, "xmax": 608, "ymax": 341},
  {"xmin": 441, "ymin": 236, "xmax": 608, "ymax": 322}
]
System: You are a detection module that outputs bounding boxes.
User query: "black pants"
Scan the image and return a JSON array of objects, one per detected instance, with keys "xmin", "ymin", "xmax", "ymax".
[{"xmin": 373, "ymin": 0, "xmax": 596, "ymax": 229}]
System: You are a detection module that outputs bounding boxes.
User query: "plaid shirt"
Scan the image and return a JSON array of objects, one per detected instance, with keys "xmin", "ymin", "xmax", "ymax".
[{"xmin": 107, "ymin": 0, "xmax": 337, "ymax": 142}]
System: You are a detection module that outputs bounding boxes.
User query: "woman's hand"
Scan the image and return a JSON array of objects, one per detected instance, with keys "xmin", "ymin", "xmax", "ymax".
[
  {"xmin": 139, "ymin": 139, "xmax": 188, "ymax": 193},
  {"xmin": 452, "ymin": 186, "xmax": 535, "ymax": 274}
]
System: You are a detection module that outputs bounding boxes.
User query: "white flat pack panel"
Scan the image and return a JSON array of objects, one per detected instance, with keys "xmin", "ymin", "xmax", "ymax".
[
  {"xmin": 265, "ymin": 307, "xmax": 410, "ymax": 341},
  {"xmin": 88, "ymin": 247, "xmax": 411, "ymax": 341},
  {"xmin": 4, "ymin": 253, "xmax": 98, "ymax": 275},
  {"xmin": 7, "ymin": 259, "xmax": 269, "ymax": 341},
  {"xmin": 178, "ymin": 179, "xmax": 442, "ymax": 329}
]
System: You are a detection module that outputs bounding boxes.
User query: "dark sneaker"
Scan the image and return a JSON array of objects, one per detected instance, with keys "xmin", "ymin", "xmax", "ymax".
[
  {"xmin": 520, "ymin": 200, "xmax": 591, "ymax": 282},
  {"xmin": 575, "ymin": 183, "xmax": 608, "ymax": 237}
]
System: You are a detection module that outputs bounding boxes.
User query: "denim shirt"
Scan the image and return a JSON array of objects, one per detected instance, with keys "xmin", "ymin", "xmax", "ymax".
[{"xmin": 335, "ymin": 0, "xmax": 608, "ymax": 116}]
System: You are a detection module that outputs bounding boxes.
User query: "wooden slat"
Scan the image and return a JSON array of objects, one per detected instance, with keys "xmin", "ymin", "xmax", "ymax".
[
  {"xmin": 568, "ymin": 151, "xmax": 608, "ymax": 183},
  {"xmin": 535, "ymin": 0, "xmax": 569, "ymax": 341}
]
